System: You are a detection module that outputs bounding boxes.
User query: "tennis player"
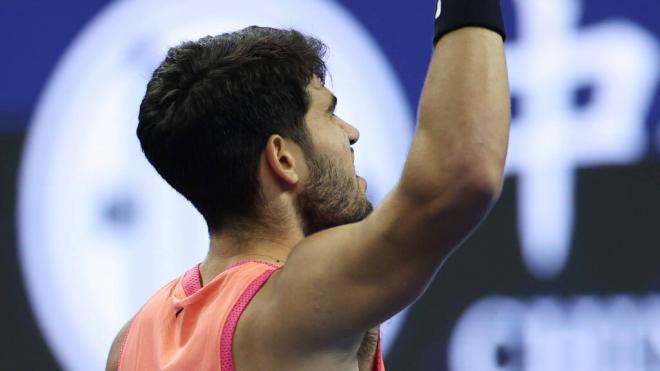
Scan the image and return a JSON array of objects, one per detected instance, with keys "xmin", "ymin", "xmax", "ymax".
[{"xmin": 107, "ymin": 0, "xmax": 510, "ymax": 369}]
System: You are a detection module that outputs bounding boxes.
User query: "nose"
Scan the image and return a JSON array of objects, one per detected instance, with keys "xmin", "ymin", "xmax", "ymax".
[{"xmin": 343, "ymin": 120, "xmax": 360, "ymax": 145}]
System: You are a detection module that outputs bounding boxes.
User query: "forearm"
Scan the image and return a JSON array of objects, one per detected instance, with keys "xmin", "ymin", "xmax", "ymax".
[{"xmin": 402, "ymin": 27, "xmax": 510, "ymax": 202}]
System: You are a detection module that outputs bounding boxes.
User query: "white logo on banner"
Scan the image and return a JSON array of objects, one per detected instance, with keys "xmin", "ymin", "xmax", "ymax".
[
  {"xmin": 450, "ymin": 295, "xmax": 660, "ymax": 371},
  {"xmin": 18, "ymin": 0, "xmax": 413, "ymax": 369},
  {"xmin": 448, "ymin": 0, "xmax": 660, "ymax": 369},
  {"xmin": 505, "ymin": 0, "xmax": 659, "ymax": 279}
]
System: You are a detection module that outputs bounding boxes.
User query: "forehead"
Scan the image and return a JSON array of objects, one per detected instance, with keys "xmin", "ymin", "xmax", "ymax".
[{"xmin": 307, "ymin": 76, "xmax": 333, "ymax": 108}]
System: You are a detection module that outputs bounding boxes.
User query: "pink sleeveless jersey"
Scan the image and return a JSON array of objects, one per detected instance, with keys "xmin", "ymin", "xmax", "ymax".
[{"xmin": 118, "ymin": 260, "xmax": 386, "ymax": 371}]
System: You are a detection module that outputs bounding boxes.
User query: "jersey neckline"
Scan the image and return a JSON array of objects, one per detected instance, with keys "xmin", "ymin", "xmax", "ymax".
[{"xmin": 182, "ymin": 259, "xmax": 283, "ymax": 297}]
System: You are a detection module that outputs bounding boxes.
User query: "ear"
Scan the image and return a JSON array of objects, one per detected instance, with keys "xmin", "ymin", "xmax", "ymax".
[{"xmin": 264, "ymin": 134, "xmax": 301, "ymax": 186}]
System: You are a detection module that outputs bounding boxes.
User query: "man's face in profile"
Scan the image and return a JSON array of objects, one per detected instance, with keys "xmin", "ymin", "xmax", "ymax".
[{"xmin": 297, "ymin": 76, "xmax": 373, "ymax": 235}]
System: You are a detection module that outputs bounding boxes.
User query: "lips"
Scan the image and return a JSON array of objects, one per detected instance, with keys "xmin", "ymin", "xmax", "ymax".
[{"xmin": 357, "ymin": 175, "xmax": 367, "ymax": 191}]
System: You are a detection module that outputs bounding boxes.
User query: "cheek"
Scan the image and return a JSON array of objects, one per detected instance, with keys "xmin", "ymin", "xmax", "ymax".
[
  {"xmin": 313, "ymin": 125, "xmax": 349, "ymax": 157},
  {"xmin": 334, "ymin": 142, "xmax": 353, "ymax": 171}
]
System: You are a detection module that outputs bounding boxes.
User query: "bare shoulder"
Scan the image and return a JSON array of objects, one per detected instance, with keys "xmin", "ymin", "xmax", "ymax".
[
  {"xmin": 232, "ymin": 270, "xmax": 280, "ymax": 368},
  {"xmin": 232, "ymin": 269, "xmax": 359, "ymax": 369},
  {"xmin": 232, "ymin": 270, "xmax": 292, "ymax": 367},
  {"xmin": 106, "ymin": 320, "xmax": 132, "ymax": 371}
]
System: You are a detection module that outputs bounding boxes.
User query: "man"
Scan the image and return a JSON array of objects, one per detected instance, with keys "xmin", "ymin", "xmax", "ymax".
[{"xmin": 106, "ymin": 0, "xmax": 510, "ymax": 369}]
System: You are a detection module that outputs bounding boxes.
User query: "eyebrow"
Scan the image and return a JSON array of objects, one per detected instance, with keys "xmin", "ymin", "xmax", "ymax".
[{"xmin": 326, "ymin": 94, "xmax": 337, "ymax": 114}]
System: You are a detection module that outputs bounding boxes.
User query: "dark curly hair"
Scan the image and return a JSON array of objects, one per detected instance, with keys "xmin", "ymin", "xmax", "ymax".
[{"xmin": 137, "ymin": 26, "xmax": 327, "ymax": 232}]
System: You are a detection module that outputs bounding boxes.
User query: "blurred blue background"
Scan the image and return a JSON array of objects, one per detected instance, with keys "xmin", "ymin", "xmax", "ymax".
[{"xmin": 2, "ymin": 0, "xmax": 660, "ymax": 370}]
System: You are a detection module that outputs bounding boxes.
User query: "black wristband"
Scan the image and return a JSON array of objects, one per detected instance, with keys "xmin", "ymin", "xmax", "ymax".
[{"xmin": 433, "ymin": 0, "xmax": 506, "ymax": 46}]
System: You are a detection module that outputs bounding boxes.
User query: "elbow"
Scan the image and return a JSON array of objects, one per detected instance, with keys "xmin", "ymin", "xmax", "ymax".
[
  {"xmin": 400, "ymin": 144, "xmax": 507, "ymax": 218},
  {"xmin": 433, "ymin": 164, "xmax": 504, "ymax": 219},
  {"xmin": 460, "ymin": 165, "xmax": 504, "ymax": 205},
  {"xmin": 459, "ymin": 163, "xmax": 505, "ymax": 211},
  {"xmin": 450, "ymin": 137, "xmax": 508, "ymax": 208},
  {"xmin": 402, "ymin": 159, "xmax": 505, "ymax": 211}
]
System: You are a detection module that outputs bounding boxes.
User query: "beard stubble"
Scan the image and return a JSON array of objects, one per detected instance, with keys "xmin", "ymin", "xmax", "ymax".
[{"xmin": 297, "ymin": 151, "xmax": 373, "ymax": 235}]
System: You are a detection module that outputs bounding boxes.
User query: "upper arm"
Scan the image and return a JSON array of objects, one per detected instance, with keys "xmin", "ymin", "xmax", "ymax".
[
  {"xmin": 106, "ymin": 320, "xmax": 131, "ymax": 371},
  {"xmin": 265, "ymin": 178, "xmax": 498, "ymax": 350}
]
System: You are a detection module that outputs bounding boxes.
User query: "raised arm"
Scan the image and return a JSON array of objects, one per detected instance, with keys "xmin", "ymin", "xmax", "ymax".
[{"xmin": 265, "ymin": 2, "xmax": 510, "ymax": 351}]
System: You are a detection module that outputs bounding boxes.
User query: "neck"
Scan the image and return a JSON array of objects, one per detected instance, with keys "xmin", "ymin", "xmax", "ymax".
[{"xmin": 199, "ymin": 221, "xmax": 304, "ymax": 284}]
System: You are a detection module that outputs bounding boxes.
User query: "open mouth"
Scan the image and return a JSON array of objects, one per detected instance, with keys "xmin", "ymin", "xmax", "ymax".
[{"xmin": 357, "ymin": 175, "xmax": 367, "ymax": 191}]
